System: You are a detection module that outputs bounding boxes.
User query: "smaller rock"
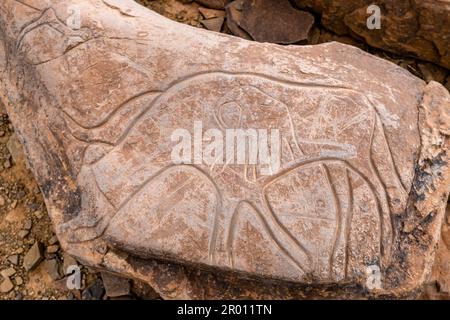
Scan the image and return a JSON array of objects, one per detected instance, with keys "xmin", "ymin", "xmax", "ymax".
[
  {"xmin": 0, "ymin": 267, "xmax": 16, "ymax": 278},
  {"xmin": 7, "ymin": 255, "xmax": 19, "ymax": 265},
  {"xmin": 0, "ymin": 277, "xmax": 14, "ymax": 293},
  {"xmin": 23, "ymin": 242, "xmax": 44, "ymax": 271},
  {"xmin": 199, "ymin": 7, "xmax": 225, "ymax": 19},
  {"xmin": 82, "ymin": 279, "xmax": 105, "ymax": 300},
  {"xmin": 3, "ymin": 159, "xmax": 11, "ymax": 169},
  {"xmin": 18, "ymin": 229, "xmax": 29, "ymax": 239},
  {"xmin": 15, "ymin": 292, "xmax": 23, "ymax": 300},
  {"xmin": 417, "ymin": 63, "xmax": 447, "ymax": 83},
  {"xmin": 6, "ymin": 133, "xmax": 24, "ymax": 165},
  {"xmin": 33, "ymin": 210, "xmax": 44, "ymax": 219},
  {"xmin": 45, "ymin": 258, "xmax": 62, "ymax": 281},
  {"xmin": 23, "ymin": 219, "xmax": 32, "ymax": 230},
  {"xmin": 47, "ymin": 244, "xmax": 59, "ymax": 254},
  {"xmin": 10, "ymin": 199, "xmax": 17, "ymax": 209},
  {"xmin": 15, "ymin": 276, "xmax": 23, "ymax": 286},
  {"xmin": 101, "ymin": 272, "xmax": 131, "ymax": 298},
  {"xmin": 62, "ymin": 252, "xmax": 78, "ymax": 275},
  {"xmin": 225, "ymin": 0, "xmax": 252, "ymax": 40},
  {"xmin": 0, "ymin": 195, "xmax": 5, "ymax": 207},
  {"xmin": 239, "ymin": 0, "xmax": 314, "ymax": 44},
  {"xmin": 200, "ymin": 17, "xmax": 225, "ymax": 32}
]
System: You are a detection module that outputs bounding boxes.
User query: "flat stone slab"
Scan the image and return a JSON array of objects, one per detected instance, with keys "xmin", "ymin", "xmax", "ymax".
[{"xmin": 0, "ymin": 0, "xmax": 449, "ymax": 299}]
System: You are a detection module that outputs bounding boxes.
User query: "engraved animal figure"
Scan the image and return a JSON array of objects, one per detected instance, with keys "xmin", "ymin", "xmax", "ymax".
[{"xmin": 59, "ymin": 72, "xmax": 407, "ymax": 282}]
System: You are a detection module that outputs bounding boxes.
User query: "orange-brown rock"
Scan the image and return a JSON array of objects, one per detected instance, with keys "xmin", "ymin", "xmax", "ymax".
[
  {"xmin": 292, "ymin": 0, "xmax": 450, "ymax": 69},
  {"xmin": 0, "ymin": 0, "xmax": 448, "ymax": 299}
]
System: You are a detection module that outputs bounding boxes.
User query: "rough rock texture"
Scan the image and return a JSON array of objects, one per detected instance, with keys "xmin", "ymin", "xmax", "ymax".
[
  {"xmin": 238, "ymin": 0, "xmax": 314, "ymax": 44},
  {"xmin": 292, "ymin": 0, "xmax": 450, "ymax": 69},
  {"xmin": 195, "ymin": 0, "xmax": 228, "ymax": 10},
  {"xmin": 0, "ymin": 0, "xmax": 449, "ymax": 299}
]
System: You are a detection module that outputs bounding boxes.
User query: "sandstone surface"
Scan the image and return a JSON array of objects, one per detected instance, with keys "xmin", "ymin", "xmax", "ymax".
[{"xmin": 0, "ymin": 0, "xmax": 448, "ymax": 299}]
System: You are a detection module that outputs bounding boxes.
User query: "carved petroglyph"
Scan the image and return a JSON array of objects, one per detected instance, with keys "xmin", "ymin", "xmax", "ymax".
[
  {"xmin": 58, "ymin": 70, "xmax": 404, "ymax": 281},
  {"xmin": 3, "ymin": 0, "xmax": 446, "ymax": 295}
]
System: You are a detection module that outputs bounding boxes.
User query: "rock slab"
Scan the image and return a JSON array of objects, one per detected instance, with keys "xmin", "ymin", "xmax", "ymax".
[{"xmin": 0, "ymin": 0, "xmax": 449, "ymax": 299}]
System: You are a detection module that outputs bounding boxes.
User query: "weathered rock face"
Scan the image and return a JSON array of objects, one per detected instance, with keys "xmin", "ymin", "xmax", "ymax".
[
  {"xmin": 292, "ymin": 0, "xmax": 450, "ymax": 69},
  {"xmin": 0, "ymin": 0, "xmax": 448, "ymax": 299}
]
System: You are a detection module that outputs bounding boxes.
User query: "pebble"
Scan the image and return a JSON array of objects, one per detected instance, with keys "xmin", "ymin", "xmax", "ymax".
[
  {"xmin": 23, "ymin": 242, "xmax": 44, "ymax": 271},
  {"xmin": 23, "ymin": 219, "xmax": 32, "ymax": 230},
  {"xmin": 0, "ymin": 195, "xmax": 5, "ymax": 206},
  {"xmin": 7, "ymin": 255, "xmax": 19, "ymax": 265},
  {"xmin": 45, "ymin": 258, "xmax": 62, "ymax": 281},
  {"xmin": 33, "ymin": 210, "xmax": 44, "ymax": 219},
  {"xmin": 101, "ymin": 272, "xmax": 131, "ymax": 298},
  {"xmin": 10, "ymin": 199, "xmax": 17, "ymax": 209},
  {"xmin": 1, "ymin": 267, "xmax": 16, "ymax": 278},
  {"xmin": 46, "ymin": 245, "xmax": 59, "ymax": 254},
  {"xmin": 0, "ymin": 277, "xmax": 14, "ymax": 293},
  {"xmin": 15, "ymin": 276, "xmax": 23, "ymax": 286},
  {"xmin": 3, "ymin": 159, "xmax": 11, "ymax": 169},
  {"xmin": 18, "ymin": 229, "xmax": 30, "ymax": 239}
]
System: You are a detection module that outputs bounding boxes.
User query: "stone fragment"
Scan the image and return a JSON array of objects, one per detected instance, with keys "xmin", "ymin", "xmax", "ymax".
[
  {"xmin": 23, "ymin": 219, "xmax": 32, "ymax": 230},
  {"xmin": 292, "ymin": 0, "xmax": 450, "ymax": 69},
  {"xmin": 225, "ymin": 0, "xmax": 252, "ymax": 40},
  {"xmin": 23, "ymin": 242, "xmax": 43, "ymax": 271},
  {"xmin": 200, "ymin": 17, "xmax": 224, "ymax": 32},
  {"xmin": 33, "ymin": 211, "xmax": 44, "ymax": 219},
  {"xmin": 7, "ymin": 255, "xmax": 19, "ymax": 265},
  {"xmin": 45, "ymin": 259, "xmax": 62, "ymax": 281},
  {"xmin": 1, "ymin": 267, "xmax": 16, "ymax": 278},
  {"xmin": 417, "ymin": 63, "xmax": 447, "ymax": 84},
  {"xmin": 62, "ymin": 253, "xmax": 78, "ymax": 275},
  {"xmin": 17, "ymin": 230, "xmax": 29, "ymax": 239},
  {"xmin": 3, "ymin": 159, "xmax": 11, "ymax": 169},
  {"xmin": 6, "ymin": 133, "xmax": 25, "ymax": 165},
  {"xmin": 239, "ymin": 0, "xmax": 314, "ymax": 44},
  {"xmin": 0, "ymin": 195, "xmax": 5, "ymax": 207},
  {"xmin": 101, "ymin": 272, "xmax": 131, "ymax": 298},
  {"xmin": 0, "ymin": 0, "xmax": 448, "ymax": 299},
  {"xmin": 47, "ymin": 245, "xmax": 59, "ymax": 254},
  {"xmin": 15, "ymin": 276, "xmax": 23, "ymax": 286},
  {"xmin": 0, "ymin": 277, "xmax": 14, "ymax": 293},
  {"xmin": 199, "ymin": 7, "xmax": 225, "ymax": 19},
  {"xmin": 82, "ymin": 279, "xmax": 105, "ymax": 300}
]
